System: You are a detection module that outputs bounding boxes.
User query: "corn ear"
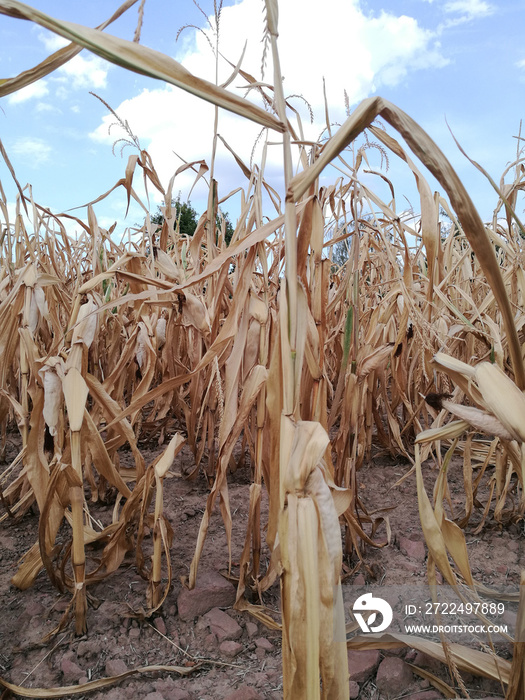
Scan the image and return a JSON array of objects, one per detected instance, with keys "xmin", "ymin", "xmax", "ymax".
[
  {"xmin": 440, "ymin": 399, "xmax": 514, "ymax": 442},
  {"xmin": 474, "ymin": 362, "xmax": 525, "ymax": 442},
  {"xmin": 39, "ymin": 358, "xmax": 65, "ymax": 437},
  {"xmin": 62, "ymin": 368, "xmax": 89, "ymax": 433}
]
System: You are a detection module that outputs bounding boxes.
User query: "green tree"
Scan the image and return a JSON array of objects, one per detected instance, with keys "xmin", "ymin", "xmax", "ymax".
[
  {"xmin": 151, "ymin": 195, "xmax": 198, "ymax": 236},
  {"xmin": 151, "ymin": 195, "xmax": 234, "ymax": 245},
  {"xmin": 331, "ymin": 237, "xmax": 351, "ymax": 269}
]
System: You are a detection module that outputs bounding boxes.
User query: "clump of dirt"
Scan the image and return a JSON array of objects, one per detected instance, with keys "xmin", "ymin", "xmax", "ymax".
[{"xmin": 0, "ymin": 434, "xmax": 519, "ymax": 699}]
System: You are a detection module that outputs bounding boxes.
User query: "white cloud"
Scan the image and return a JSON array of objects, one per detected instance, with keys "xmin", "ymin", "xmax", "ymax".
[
  {"xmin": 7, "ymin": 80, "xmax": 49, "ymax": 104},
  {"xmin": 35, "ymin": 102, "xmax": 60, "ymax": 114},
  {"xmin": 39, "ymin": 31, "xmax": 69, "ymax": 52},
  {"xmin": 90, "ymin": 0, "xmax": 449, "ymax": 211},
  {"xmin": 11, "ymin": 138, "xmax": 52, "ymax": 167},
  {"xmin": 37, "ymin": 31, "xmax": 109, "ymax": 93},
  {"xmin": 361, "ymin": 12, "xmax": 448, "ymax": 88},
  {"xmin": 444, "ymin": 0, "xmax": 494, "ymax": 18},
  {"xmin": 56, "ymin": 54, "xmax": 108, "ymax": 90},
  {"xmin": 440, "ymin": 0, "xmax": 494, "ymax": 27}
]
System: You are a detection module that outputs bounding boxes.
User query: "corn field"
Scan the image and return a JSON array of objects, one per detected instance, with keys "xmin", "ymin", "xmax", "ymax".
[{"xmin": 0, "ymin": 0, "xmax": 525, "ymax": 698}]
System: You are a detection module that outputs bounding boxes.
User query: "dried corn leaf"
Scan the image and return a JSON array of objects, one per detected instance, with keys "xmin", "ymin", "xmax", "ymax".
[
  {"xmin": 347, "ymin": 632, "xmax": 511, "ymax": 682},
  {"xmin": 0, "ymin": 0, "xmax": 285, "ymax": 132},
  {"xmin": 0, "ymin": 662, "xmax": 203, "ymax": 698},
  {"xmin": 415, "ymin": 445, "xmax": 457, "ymax": 586},
  {"xmin": 0, "ymin": 0, "xmax": 140, "ymax": 98}
]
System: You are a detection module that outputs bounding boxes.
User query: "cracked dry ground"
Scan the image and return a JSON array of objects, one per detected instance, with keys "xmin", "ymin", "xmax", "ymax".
[{"xmin": 0, "ymin": 438, "xmax": 520, "ymax": 700}]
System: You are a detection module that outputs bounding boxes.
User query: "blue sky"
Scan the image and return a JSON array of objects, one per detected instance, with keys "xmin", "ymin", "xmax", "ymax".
[{"xmin": 0, "ymin": 0, "xmax": 524, "ymax": 239}]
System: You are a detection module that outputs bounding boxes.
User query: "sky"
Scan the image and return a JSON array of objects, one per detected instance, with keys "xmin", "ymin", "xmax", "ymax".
[{"xmin": 0, "ymin": 0, "xmax": 524, "ymax": 241}]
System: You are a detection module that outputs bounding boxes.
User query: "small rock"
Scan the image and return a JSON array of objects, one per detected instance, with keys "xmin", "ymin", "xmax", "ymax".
[
  {"xmin": 402, "ymin": 560, "xmax": 422, "ymax": 573},
  {"xmin": 225, "ymin": 686, "xmax": 263, "ymax": 700},
  {"xmin": 0, "ymin": 535, "xmax": 15, "ymax": 551},
  {"xmin": 399, "ymin": 536, "xmax": 426, "ymax": 561},
  {"xmin": 245, "ymin": 621, "xmax": 258, "ymax": 638},
  {"xmin": 375, "ymin": 657, "xmax": 413, "ymax": 698},
  {"xmin": 347, "ymin": 649, "xmax": 380, "ymax": 682},
  {"xmin": 128, "ymin": 627, "xmax": 141, "ymax": 639},
  {"xmin": 177, "ymin": 569, "xmax": 236, "ymax": 621},
  {"xmin": 144, "ymin": 693, "xmax": 165, "ymax": 700},
  {"xmin": 383, "ymin": 646, "xmax": 406, "ymax": 657},
  {"xmin": 204, "ymin": 632, "xmax": 218, "ymax": 650},
  {"xmin": 349, "ymin": 680, "xmax": 359, "ymax": 698},
  {"xmin": 412, "ymin": 650, "xmax": 442, "ymax": 673},
  {"xmin": 220, "ymin": 640, "xmax": 244, "ymax": 658},
  {"xmin": 153, "ymin": 617, "xmax": 167, "ymax": 636},
  {"xmin": 353, "ymin": 573, "xmax": 366, "ymax": 586},
  {"xmin": 105, "ymin": 659, "xmax": 128, "ymax": 677},
  {"xmin": 60, "ymin": 658, "xmax": 84, "ymax": 683},
  {"xmin": 78, "ymin": 676, "xmax": 88, "ymax": 686},
  {"xmin": 266, "ymin": 667, "xmax": 280, "ymax": 679},
  {"xmin": 83, "ymin": 639, "xmax": 105, "ymax": 658},
  {"xmin": 251, "ymin": 672, "xmax": 268, "ymax": 687},
  {"xmin": 254, "ymin": 637, "xmax": 274, "ymax": 652},
  {"xmin": 202, "ymin": 607, "xmax": 243, "ymax": 642},
  {"xmin": 405, "ymin": 649, "xmax": 418, "ymax": 662},
  {"xmin": 76, "ymin": 640, "xmax": 93, "ymax": 657},
  {"xmin": 195, "ymin": 616, "xmax": 208, "ymax": 634},
  {"xmin": 165, "ymin": 624, "xmax": 180, "ymax": 646}
]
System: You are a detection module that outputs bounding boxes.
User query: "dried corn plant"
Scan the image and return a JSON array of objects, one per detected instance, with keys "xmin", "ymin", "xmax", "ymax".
[{"xmin": 0, "ymin": 0, "xmax": 525, "ymax": 697}]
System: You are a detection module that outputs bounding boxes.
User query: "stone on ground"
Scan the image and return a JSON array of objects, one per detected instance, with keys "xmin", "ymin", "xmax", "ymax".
[
  {"xmin": 60, "ymin": 657, "xmax": 84, "ymax": 683},
  {"xmin": 177, "ymin": 569, "xmax": 236, "ymax": 621},
  {"xmin": 347, "ymin": 649, "xmax": 380, "ymax": 682},
  {"xmin": 375, "ymin": 656, "xmax": 414, "ymax": 698},
  {"xmin": 202, "ymin": 607, "xmax": 242, "ymax": 641},
  {"xmin": 349, "ymin": 680, "xmax": 360, "ymax": 698},
  {"xmin": 219, "ymin": 640, "xmax": 244, "ymax": 658},
  {"xmin": 399, "ymin": 536, "xmax": 426, "ymax": 561},
  {"xmin": 105, "ymin": 658, "xmax": 128, "ymax": 677}
]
